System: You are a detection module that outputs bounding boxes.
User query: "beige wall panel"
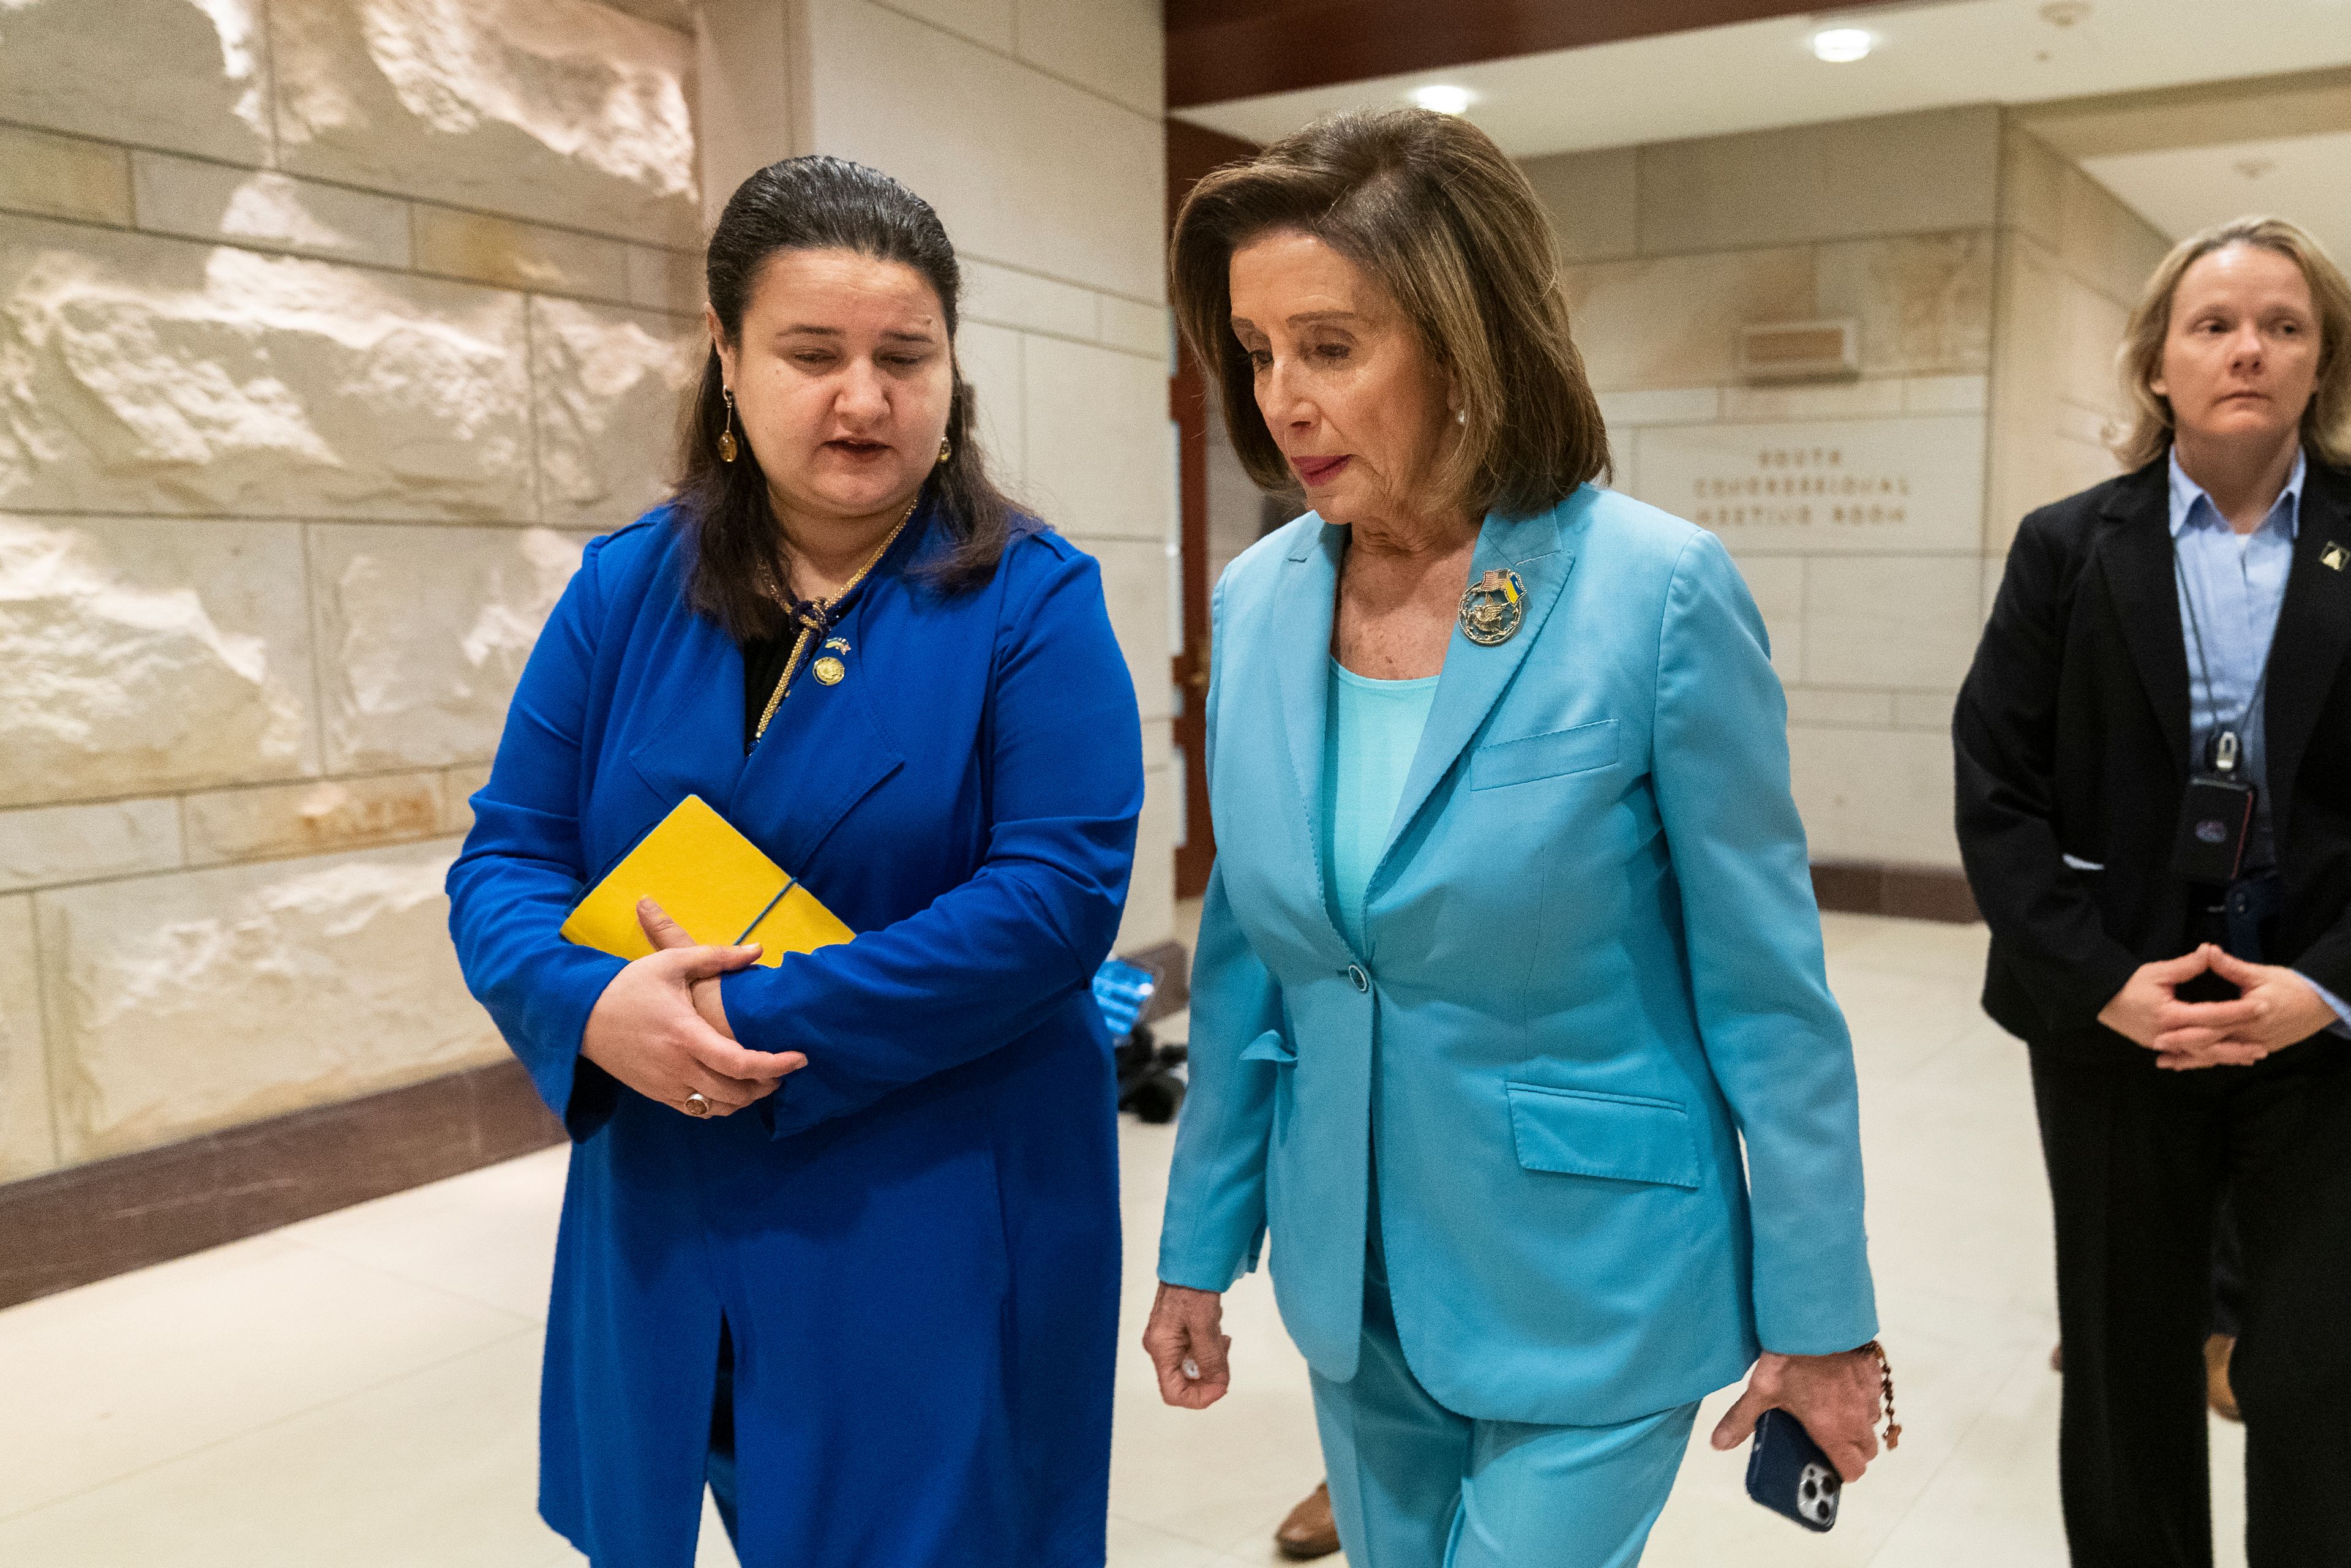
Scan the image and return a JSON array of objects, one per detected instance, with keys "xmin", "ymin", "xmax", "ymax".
[
  {"xmin": 599, "ymin": 0, "xmax": 697, "ymax": 31},
  {"xmin": 963, "ymin": 258, "xmax": 1099, "ymax": 340},
  {"xmin": 0, "ymin": 800, "xmax": 184, "ymax": 896},
  {"xmin": 529, "ymin": 298, "xmax": 701, "ymax": 530},
  {"xmin": 1116, "ymin": 763, "xmax": 1176, "ymax": 953},
  {"xmin": 1719, "ymin": 549, "xmax": 1804, "ymax": 679},
  {"xmin": 34, "ymin": 838, "xmax": 502, "ymax": 1165},
  {"xmin": 2060, "ymin": 277, "xmax": 2130, "ymax": 419},
  {"xmin": 182, "ymin": 773, "xmax": 446, "ymax": 868},
  {"xmin": 412, "ymin": 209, "xmax": 631, "ymax": 302},
  {"xmin": 1894, "ymin": 689, "xmax": 1960, "ymax": 730},
  {"xmin": 440, "ymin": 763, "xmax": 495, "ymax": 835},
  {"xmin": 1013, "ymin": 0, "xmax": 1162, "ymax": 118},
  {"xmin": 1023, "ymin": 333, "xmax": 1171, "ymax": 541},
  {"xmin": 1630, "ymin": 416, "xmax": 1987, "ymax": 556},
  {"xmin": 628, "ymin": 245, "xmax": 705, "ymax": 315},
  {"xmin": 2058, "ymin": 166, "xmax": 2172, "ymax": 309},
  {"xmin": 883, "ymin": 0, "xmax": 1016, "ymax": 51},
  {"xmin": 1814, "ymin": 231, "xmax": 1995, "ymax": 378},
  {"xmin": 1098, "ymin": 298, "xmax": 1169, "ymax": 360},
  {"xmin": 1789, "ymin": 725, "xmax": 1959, "ymax": 868},
  {"xmin": 0, "ymin": 216, "xmax": 534, "ymax": 520},
  {"xmin": 1596, "ymin": 387, "xmax": 1719, "ymax": 432},
  {"xmin": 1068, "ymin": 535, "xmax": 1172, "ymax": 726},
  {"xmin": 269, "ymin": 0, "xmax": 699, "ymax": 246},
  {"xmin": 0, "ymin": 894, "xmax": 56, "ymax": 1181},
  {"xmin": 1999, "ymin": 126, "xmax": 2069, "ymax": 251},
  {"xmin": 808, "ymin": 0, "xmax": 1164, "ymax": 301},
  {"xmin": 309, "ymin": 524, "xmax": 587, "ymax": 773},
  {"xmin": 1637, "ymin": 107, "xmax": 2001, "ymax": 255},
  {"xmin": 0, "ymin": 0, "xmax": 272, "ymax": 165},
  {"xmin": 1563, "ymin": 247, "xmax": 1814, "ymax": 391},
  {"xmin": 1786, "ymin": 687, "xmax": 1895, "ymax": 727},
  {"xmin": 1722, "ymin": 380, "xmax": 1905, "ymax": 423},
  {"xmin": 1523, "ymin": 147, "xmax": 1640, "ymax": 264},
  {"xmin": 1903, "ymin": 374, "xmax": 1990, "ymax": 416},
  {"xmin": 0, "ymin": 127, "xmax": 133, "ymax": 228},
  {"xmin": 0, "ymin": 516, "xmax": 316, "ymax": 810},
  {"xmin": 1803, "ymin": 555, "xmax": 1986, "ymax": 692},
  {"xmin": 130, "ymin": 156, "xmax": 411, "ymax": 269},
  {"xmin": 955, "ymin": 320, "xmax": 1027, "ymax": 490}
]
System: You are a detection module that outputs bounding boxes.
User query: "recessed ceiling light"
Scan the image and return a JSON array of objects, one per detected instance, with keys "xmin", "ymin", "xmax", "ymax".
[
  {"xmin": 1409, "ymin": 84, "xmax": 1474, "ymax": 115},
  {"xmin": 1810, "ymin": 27, "xmax": 1873, "ymax": 63}
]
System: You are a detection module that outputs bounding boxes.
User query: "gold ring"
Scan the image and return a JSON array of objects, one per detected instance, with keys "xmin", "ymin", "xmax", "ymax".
[{"xmin": 684, "ymin": 1092, "xmax": 711, "ymax": 1117}]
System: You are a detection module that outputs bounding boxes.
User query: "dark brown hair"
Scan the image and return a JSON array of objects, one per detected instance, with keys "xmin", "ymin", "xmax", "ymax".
[
  {"xmin": 674, "ymin": 155, "xmax": 1021, "ymax": 639},
  {"xmin": 2112, "ymin": 214, "xmax": 2351, "ymax": 469},
  {"xmin": 1171, "ymin": 108, "xmax": 1608, "ymax": 519}
]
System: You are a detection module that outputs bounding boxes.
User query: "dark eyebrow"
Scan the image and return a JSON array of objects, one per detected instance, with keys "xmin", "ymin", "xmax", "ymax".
[{"xmin": 773, "ymin": 324, "xmax": 939, "ymax": 343}]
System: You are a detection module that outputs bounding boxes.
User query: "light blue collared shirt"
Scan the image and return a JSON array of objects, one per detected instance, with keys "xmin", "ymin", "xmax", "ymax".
[{"xmin": 2167, "ymin": 446, "xmax": 2350, "ymax": 1035}]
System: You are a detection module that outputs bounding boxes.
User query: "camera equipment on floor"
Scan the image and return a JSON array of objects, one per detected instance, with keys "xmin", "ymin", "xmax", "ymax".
[{"xmin": 1092, "ymin": 958, "xmax": 1189, "ymax": 1123}]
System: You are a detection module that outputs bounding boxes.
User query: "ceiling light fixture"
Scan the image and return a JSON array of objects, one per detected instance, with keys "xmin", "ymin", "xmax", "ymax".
[
  {"xmin": 1409, "ymin": 84, "xmax": 1474, "ymax": 115},
  {"xmin": 1810, "ymin": 27, "xmax": 1874, "ymax": 62}
]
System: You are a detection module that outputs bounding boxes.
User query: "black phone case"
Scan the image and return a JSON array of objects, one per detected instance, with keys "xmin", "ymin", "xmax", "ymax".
[
  {"xmin": 2173, "ymin": 775, "xmax": 2256, "ymax": 883},
  {"xmin": 1746, "ymin": 1408, "xmax": 1840, "ymax": 1533}
]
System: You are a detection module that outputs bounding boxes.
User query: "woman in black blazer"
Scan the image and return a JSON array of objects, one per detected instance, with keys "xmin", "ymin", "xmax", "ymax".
[{"xmin": 1954, "ymin": 216, "xmax": 2351, "ymax": 1567}]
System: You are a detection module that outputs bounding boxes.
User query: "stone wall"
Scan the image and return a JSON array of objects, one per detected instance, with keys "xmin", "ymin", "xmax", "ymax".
[
  {"xmin": 1523, "ymin": 107, "xmax": 2162, "ymax": 874},
  {"xmin": 0, "ymin": 0, "xmax": 703, "ymax": 1181}
]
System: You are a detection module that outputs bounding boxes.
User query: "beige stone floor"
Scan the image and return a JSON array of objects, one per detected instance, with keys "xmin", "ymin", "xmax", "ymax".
[{"xmin": 0, "ymin": 913, "xmax": 2253, "ymax": 1566}]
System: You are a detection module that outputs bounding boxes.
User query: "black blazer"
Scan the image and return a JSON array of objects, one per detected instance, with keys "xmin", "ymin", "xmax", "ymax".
[{"xmin": 1954, "ymin": 456, "xmax": 2351, "ymax": 1063}]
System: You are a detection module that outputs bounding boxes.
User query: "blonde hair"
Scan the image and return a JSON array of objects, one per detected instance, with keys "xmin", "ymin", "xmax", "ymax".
[
  {"xmin": 1170, "ymin": 108, "xmax": 1608, "ymax": 519},
  {"xmin": 2113, "ymin": 214, "xmax": 2351, "ymax": 469}
]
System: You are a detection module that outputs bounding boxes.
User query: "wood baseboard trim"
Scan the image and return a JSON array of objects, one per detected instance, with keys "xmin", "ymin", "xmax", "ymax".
[
  {"xmin": 0, "ymin": 942, "xmax": 1196, "ymax": 1311},
  {"xmin": 0, "ymin": 1059, "xmax": 564, "ymax": 1311},
  {"xmin": 1811, "ymin": 861, "xmax": 1981, "ymax": 924}
]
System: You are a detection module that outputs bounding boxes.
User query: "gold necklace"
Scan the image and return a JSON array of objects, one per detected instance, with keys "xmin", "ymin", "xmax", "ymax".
[{"xmin": 754, "ymin": 497, "xmax": 919, "ymax": 742}]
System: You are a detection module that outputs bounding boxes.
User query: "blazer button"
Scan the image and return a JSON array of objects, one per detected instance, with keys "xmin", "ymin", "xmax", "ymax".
[{"xmin": 1347, "ymin": 964, "xmax": 1368, "ymax": 992}]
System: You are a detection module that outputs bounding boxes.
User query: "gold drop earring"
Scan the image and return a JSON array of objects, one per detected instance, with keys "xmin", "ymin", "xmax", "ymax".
[
  {"xmin": 718, "ymin": 388, "xmax": 740, "ymax": 463},
  {"xmin": 937, "ymin": 435, "xmax": 952, "ymax": 465}
]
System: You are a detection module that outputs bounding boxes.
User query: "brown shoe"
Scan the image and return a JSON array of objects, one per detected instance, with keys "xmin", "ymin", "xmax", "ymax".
[
  {"xmin": 1277, "ymin": 1480, "xmax": 1341, "ymax": 1561},
  {"xmin": 2207, "ymin": 1334, "xmax": 2242, "ymax": 1423}
]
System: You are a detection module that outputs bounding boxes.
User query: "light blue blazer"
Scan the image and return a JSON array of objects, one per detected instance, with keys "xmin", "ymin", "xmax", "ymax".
[{"xmin": 1158, "ymin": 486, "xmax": 1877, "ymax": 1428}]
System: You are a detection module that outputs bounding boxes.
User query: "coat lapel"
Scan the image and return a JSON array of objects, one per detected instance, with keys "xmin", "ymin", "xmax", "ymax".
[
  {"xmin": 2265, "ymin": 461, "xmax": 2351, "ymax": 841},
  {"xmin": 1270, "ymin": 521, "xmax": 1345, "ymax": 899},
  {"xmin": 1375, "ymin": 498, "xmax": 1579, "ymax": 872},
  {"xmin": 2094, "ymin": 463, "xmax": 2192, "ymax": 773}
]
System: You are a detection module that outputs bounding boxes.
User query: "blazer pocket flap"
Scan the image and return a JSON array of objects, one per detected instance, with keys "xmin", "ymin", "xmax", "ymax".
[
  {"xmin": 1505, "ymin": 1083, "xmax": 1700, "ymax": 1189},
  {"xmin": 1239, "ymin": 1029, "xmax": 1296, "ymax": 1065},
  {"xmin": 1469, "ymin": 719, "xmax": 1618, "ymax": 790}
]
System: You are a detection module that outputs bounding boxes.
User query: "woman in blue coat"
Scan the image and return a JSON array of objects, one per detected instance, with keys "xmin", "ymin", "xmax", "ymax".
[
  {"xmin": 1141, "ymin": 111, "xmax": 1890, "ymax": 1566},
  {"xmin": 446, "ymin": 156, "xmax": 1142, "ymax": 1567}
]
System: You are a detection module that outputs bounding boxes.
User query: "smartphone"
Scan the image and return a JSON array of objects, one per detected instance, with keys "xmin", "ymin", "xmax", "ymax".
[{"xmin": 1746, "ymin": 1408, "xmax": 1840, "ymax": 1532}]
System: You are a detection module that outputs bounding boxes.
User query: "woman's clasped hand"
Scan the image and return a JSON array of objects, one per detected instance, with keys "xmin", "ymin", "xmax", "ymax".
[{"xmin": 576, "ymin": 897, "xmax": 806, "ymax": 1117}]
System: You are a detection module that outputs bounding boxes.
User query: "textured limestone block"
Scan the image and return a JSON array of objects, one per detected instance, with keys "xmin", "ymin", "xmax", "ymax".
[
  {"xmin": 596, "ymin": 0, "xmax": 696, "ymax": 31},
  {"xmin": 439, "ymin": 763, "xmax": 494, "ymax": 835},
  {"xmin": 0, "ymin": 215, "xmax": 534, "ymax": 520},
  {"xmin": 0, "ymin": 894, "xmax": 57, "ymax": 1180},
  {"xmin": 0, "ymin": 516, "xmax": 316, "ymax": 809},
  {"xmin": 270, "ymin": 0, "xmax": 699, "ymax": 246},
  {"xmin": 1115, "ymin": 763, "xmax": 1177, "ymax": 955},
  {"xmin": 1068, "ymin": 535, "xmax": 1171, "ymax": 723},
  {"xmin": 0, "ymin": 126, "xmax": 132, "ymax": 228},
  {"xmin": 182, "ymin": 774, "xmax": 446, "ymax": 867},
  {"xmin": 35, "ymin": 839, "xmax": 505, "ymax": 1163},
  {"xmin": 1816, "ymin": 233, "xmax": 1996, "ymax": 380},
  {"xmin": 310, "ymin": 524, "xmax": 588, "ymax": 772},
  {"xmin": 954, "ymin": 321, "xmax": 1026, "ymax": 491},
  {"xmin": 0, "ymin": 799, "xmax": 183, "ymax": 895},
  {"xmin": 412, "ymin": 207, "xmax": 629, "ymax": 301},
  {"xmin": 626, "ymin": 245, "xmax": 703, "ymax": 315},
  {"xmin": 1023, "ymin": 334, "xmax": 1170, "ymax": 541},
  {"xmin": 1564, "ymin": 247, "xmax": 1815, "ymax": 392},
  {"xmin": 1789, "ymin": 725, "xmax": 1960, "ymax": 869},
  {"xmin": 1014, "ymin": 0, "xmax": 1161, "ymax": 118},
  {"xmin": 131, "ymin": 154, "xmax": 413, "ymax": 269},
  {"xmin": 530, "ymin": 298, "xmax": 700, "ymax": 529},
  {"xmin": 0, "ymin": 0, "xmax": 272, "ymax": 165},
  {"xmin": 1804, "ymin": 555, "xmax": 1987, "ymax": 691}
]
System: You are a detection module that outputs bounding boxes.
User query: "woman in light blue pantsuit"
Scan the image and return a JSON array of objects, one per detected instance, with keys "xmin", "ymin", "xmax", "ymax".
[{"xmin": 1141, "ymin": 109, "xmax": 1895, "ymax": 1566}]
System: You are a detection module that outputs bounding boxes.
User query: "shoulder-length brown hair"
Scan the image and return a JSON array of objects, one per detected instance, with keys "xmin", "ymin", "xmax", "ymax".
[
  {"xmin": 2113, "ymin": 213, "xmax": 2351, "ymax": 470},
  {"xmin": 1171, "ymin": 107, "xmax": 1608, "ymax": 520},
  {"xmin": 674, "ymin": 156, "xmax": 1022, "ymax": 642}
]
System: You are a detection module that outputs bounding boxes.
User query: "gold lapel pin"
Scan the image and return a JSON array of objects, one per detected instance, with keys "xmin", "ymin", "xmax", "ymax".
[
  {"xmin": 1458, "ymin": 568, "xmax": 1526, "ymax": 647},
  {"xmin": 2323, "ymin": 541, "xmax": 2348, "ymax": 572},
  {"xmin": 812, "ymin": 655, "xmax": 846, "ymax": 685}
]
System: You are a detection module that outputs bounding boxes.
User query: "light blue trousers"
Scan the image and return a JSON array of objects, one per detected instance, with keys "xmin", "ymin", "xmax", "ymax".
[{"xmin": 1310, "ymin": 1221, "xmax": 1698, "ymax": 1567}]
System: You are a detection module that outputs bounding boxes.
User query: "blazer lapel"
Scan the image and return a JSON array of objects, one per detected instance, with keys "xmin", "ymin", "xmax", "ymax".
[
  {"xmin": 2094, "ymin": 463, "xmax": 2192, "ymax": 773},
  {"xmin": 1375, "ymin": 497, "xmax": 1579, "ymax": 872},
  {"xmin": 2265, "ymin": 461, "xmax": 2351, "ymax": 841},
  {"xmin": 1270, "ymin": 521, "xmax": 1345, "ymax": 896}
]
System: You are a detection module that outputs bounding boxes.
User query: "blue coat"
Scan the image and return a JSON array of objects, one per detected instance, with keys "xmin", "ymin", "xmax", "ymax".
[
  {"xmin": 1158, "ymin": 488, "xmax": 1877, "ymax": 1427},
  {"xmin": 447, "ymin": 503, "xmax": 1142, "ymax": 1567}
]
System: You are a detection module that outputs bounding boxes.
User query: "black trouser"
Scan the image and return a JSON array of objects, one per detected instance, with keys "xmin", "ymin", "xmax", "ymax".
[{"xmin": 2031, "ymin": 1044, "xmax": 2351, "ymax": 1567}]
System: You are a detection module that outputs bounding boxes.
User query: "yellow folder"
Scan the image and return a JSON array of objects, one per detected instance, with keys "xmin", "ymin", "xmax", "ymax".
[{"xmin": 561, "ymin": 795, "xmax": 853, "ymax": 967}]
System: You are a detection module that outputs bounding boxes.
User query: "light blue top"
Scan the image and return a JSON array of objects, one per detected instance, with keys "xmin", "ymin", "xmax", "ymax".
[
  {"xmin": 1322, "ymin": 659, "xmax": 1439, "ymax": 955},
  {"xmin": 2167, "ymin": 445, "xmax": 2351, "ymax": 1035}
]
